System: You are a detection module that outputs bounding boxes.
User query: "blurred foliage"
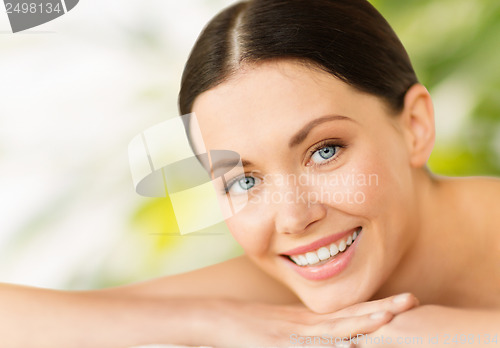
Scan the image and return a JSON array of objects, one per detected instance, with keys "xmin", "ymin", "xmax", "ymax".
[
  {"xmin": 372, "ymin": 0, "xmax": 500, "ymax": 176},
  {"xmin": 129, "ymin": 0, "xmax": 500, "ymax": 276}
]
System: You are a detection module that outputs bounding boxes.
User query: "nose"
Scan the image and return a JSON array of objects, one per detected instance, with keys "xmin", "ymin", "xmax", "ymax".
[{"xmin": 273, "ymin": 185, "xmax": 327, "ymax": 234}]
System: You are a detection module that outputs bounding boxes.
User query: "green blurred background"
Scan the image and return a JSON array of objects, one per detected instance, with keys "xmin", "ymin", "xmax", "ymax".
[
  {"xmin": 1, "ymin": 0, "xmax": 498, "ymax": 290},
  {"xmin": 131, "ymin": 0, "xmax": 500, "ymax": 287},
  {"xmin": 373, "ymin": 0, "xmax": 500, "ymax": 176}
]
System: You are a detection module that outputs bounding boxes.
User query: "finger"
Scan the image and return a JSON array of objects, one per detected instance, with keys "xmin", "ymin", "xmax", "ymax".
[
  {"xmin": 302, "ymin": 310, "xmax": 394, "ymax": 339},
  {"xmin": 329, "ymin": 293, "xmax": 419, "ymax": 318}
]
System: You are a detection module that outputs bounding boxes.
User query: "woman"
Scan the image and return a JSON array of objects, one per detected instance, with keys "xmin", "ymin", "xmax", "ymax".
[{"xmin": 1, "ymin": 0, "xmax": 499, "ymax": 347}]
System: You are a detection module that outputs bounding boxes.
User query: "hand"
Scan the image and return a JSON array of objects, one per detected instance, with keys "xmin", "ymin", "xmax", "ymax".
[
  {"xmin": 198, "ymin": 293, "xmax": 419, "ymax": 347},
  {"xmin": 353, "ymin": 305, "xmax": 500, "ymax": 348}
]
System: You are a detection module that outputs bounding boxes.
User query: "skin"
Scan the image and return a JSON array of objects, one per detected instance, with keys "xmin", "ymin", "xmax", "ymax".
[
  {"xmin": 0, "ymin": 59, "xmax": 498, "ymax": 347},
  {"xmin": 191, "ymin": 59, "xmax": 500, "ymax": 313},
  {"xmin": 189, "ymin": 59, "xmax": 500, "ymax": 344}
]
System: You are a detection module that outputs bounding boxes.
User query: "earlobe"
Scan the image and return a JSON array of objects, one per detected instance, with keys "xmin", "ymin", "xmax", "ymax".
[{"xmin": 401, "ymin": 83, "xmax": 435, "ymax": 168}]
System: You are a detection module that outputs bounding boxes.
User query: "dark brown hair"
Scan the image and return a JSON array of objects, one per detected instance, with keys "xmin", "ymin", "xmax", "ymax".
[{"xmin": 179, "ymin": 0, "xmax": 418, "ymax": 118}]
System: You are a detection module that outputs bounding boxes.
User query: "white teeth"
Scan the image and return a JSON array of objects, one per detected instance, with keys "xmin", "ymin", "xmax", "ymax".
[
  {"xmin": 305, "ymin": 252, "xmax": 320, "ymax": 265},
  {"xmin": 317, "ymin": 247, "xmax": 331, "ymax": 261},
  {"xmin": 330, "ymin": 243, "xmax": 339, "ymax": 256},
  {"xmin": 288, "ymin": 228, "xmax": 361, "ymax": 266},
  {"xmin": 298, "ymin": 255, "xmax": 308, "ymax": 266}
]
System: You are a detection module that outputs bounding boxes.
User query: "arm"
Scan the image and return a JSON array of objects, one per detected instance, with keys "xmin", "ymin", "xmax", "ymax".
[
  {"xmin": 0, "ymin": 256, "xmax": 419, "ymax": 347},
  {"xmin": 357, "ymin": 305, "xmax": 500, "ymax": 347},
  {"xmin": 0, "ymin": 282, "xmax": 206, "ymax": 348},
  {"xmin": 0, "ymin": 255, "xmax": 295, "ymax": 347}
]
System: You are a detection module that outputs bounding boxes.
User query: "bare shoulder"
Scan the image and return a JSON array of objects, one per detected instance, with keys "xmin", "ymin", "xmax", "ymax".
[
  {"xmin": 460, "ymin": 175, "xmax": 500, "ymax": 194},
  {"xmin": 440, "ymin": 175, "xmax": 500, "ymax": 211},
  {"xmin": 455, "ymin": 176, "xmax": 500, "ymax": 215},
  {"xmin": 442, "ymin": 175, "xmax": 500, "ymax": 246},
  {"xmin": 107, "ymin": 255, "xmax": 300, "ymax": 305}
]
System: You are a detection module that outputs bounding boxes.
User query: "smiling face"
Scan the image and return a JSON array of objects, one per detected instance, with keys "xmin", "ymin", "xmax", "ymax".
[{"xmin": 191, "ymin": 60, "xmax": 422, "ymax": 313}]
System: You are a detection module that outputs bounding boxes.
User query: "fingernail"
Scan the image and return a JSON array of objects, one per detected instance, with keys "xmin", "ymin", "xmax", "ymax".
[
  {"xmin": 392, "ymin": 293, "xmax": 411, "ymax": 304},
  {"xmin": 370, "ymin": 310, "xmax": 387, "ymax": 320}
]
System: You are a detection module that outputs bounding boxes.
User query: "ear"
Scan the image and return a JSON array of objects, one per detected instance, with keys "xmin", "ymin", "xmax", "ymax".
[{"xmin": 400, "ymin": 83, "xmax": 435, "ymax": 168}]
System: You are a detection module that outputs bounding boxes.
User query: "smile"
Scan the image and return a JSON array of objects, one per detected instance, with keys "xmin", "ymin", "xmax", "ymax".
[
  {"xmin": 280, "ymin": 227, "xmax": 362, "ymax": 281},
  {"xmin": 288, "ymin": 227, "xmax": 360, "ymax": 266}
]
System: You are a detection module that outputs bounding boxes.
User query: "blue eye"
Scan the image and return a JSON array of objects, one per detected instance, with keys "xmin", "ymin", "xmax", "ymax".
[
  {"xmin": 226, "ymin": 176, "xmax": 260, "ymax": 194},
  {"xmin": 311, "ymin": 145, "xmax": 338, "ymax": 164},
  {"xmin": 238, "ymin": 177, "xmax": 255, "ymax": 190}
]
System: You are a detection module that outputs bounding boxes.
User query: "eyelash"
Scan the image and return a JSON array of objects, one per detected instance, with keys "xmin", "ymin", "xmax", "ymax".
[
  {"xmin": 307, "ymin": 139, "xmax": 346, "ymax": 167},
  {"xmin": 223, "ymin": 172, "xmax": 259, "ymax": 194}
]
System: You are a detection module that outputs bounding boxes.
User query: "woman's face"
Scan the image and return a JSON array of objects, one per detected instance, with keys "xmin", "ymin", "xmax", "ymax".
[{"xmin": 192, "ymin": 60, "xmax": 419, "ymax": 313}]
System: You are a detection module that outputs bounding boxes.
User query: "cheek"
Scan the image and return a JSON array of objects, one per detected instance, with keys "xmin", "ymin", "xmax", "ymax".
[
  {"xmin": 312, "ymin": 160, "xmax": 390, "ymax": 218},
  {"xmin": 225, "ymin": 209, "xmax": 274, "ymax": 256},
  {"xmin": 313, "ymin": 138, "xmax": 414, "ymax": 262},
  {"xmin": 336, "ymin": 135, "xmax": 413, "ymax": 217},
  {"xmin": 342, "ymin": 137, "xmax": 415, "ymax": 266}
]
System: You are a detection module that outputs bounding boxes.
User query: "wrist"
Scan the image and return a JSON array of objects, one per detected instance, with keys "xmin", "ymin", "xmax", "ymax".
[
  {"xmin": 127, "ymin": 295, "xmax": 222, "ymax": 347},
  {"xmin": 188, "ymin": 298, "xmax": 234, "ymax": 346}
]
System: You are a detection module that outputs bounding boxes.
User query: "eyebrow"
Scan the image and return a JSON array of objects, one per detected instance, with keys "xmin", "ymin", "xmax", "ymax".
[
  {"xmin": 209, "ymin": 158, "xmax": 254, "ymax": 176},
  {"xmin": 209, "ymin": 114, "xmax": 353, "ymax": 174},
  {"xmin": 288, "ymin": 114, "xmax": 354, "ymax": 148}
]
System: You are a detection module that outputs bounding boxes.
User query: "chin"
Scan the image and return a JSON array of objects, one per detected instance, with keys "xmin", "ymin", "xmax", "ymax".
[
  {"xmin": 293, "ymin": 281, "xmax": 372, "ymax": 314},
  {"xmin": 282, "ymin": 238, "xmax": 391, "ymax": 313}
]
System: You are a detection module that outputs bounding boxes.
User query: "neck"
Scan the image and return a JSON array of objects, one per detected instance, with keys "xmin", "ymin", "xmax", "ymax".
[{"xmin": 371, "ymin": 170, "xmax": 473, "ymax": 305}]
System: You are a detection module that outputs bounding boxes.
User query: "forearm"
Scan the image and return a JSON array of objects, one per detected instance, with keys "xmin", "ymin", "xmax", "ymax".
[
  {"xmin": 0, "ymin": 282, "xmax": 208, "ymax": 347},
  {"xmin": 0, "ymin": 282, "xmax": 425, "ymax": 347}
]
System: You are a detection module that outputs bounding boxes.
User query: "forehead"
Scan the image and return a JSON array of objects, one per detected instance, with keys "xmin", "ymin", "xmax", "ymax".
[{"xmin": 191, "ymin": 60, "xmax": 381, "ymax": 153}]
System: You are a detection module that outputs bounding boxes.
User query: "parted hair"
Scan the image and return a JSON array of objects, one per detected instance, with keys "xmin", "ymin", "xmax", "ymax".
[{"xmin": 179, "ymin": 0, "xmax": 418, "ymax": 117}]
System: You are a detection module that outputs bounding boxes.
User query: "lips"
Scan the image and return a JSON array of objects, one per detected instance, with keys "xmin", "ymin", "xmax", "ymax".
[
  {"xmin": 280, "ymin": 227, "xmax": 362, "ymax": 281},
  {"xmin": 281, "ymin": 227, "xmax": 360, "ymax": 256}
]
